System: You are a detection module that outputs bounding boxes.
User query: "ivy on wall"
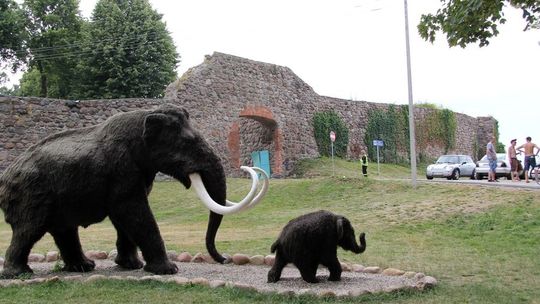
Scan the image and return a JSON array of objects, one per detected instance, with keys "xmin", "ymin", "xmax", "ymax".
[
  {"xmin": 416, "ymin": 106, "xmax": 457, "ymax": 155},
  {"xmin": 363, "ymin": 105, "xmax": 409, "ymax": 163},
  {"xmin": 312, "ymin": 111, "xmax": 349, "ymax": 158},
  {"xmin": 364, "ymin": 104, "xmax": 458, "ymax": 163}
]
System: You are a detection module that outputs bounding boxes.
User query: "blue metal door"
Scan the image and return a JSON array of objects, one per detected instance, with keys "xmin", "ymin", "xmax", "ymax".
[{"xmin": 251, "ymin": 150, "xmax": 271, "ymax": 177}]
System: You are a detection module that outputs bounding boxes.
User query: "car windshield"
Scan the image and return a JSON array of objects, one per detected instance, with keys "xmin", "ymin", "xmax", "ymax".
[
  {"xmin": 436, "ymin": 155, "xmax": 459, "ymax": 164},
  {"xmin": 479, "ymin": 154, "xmax": 506, "ymax": 162}
]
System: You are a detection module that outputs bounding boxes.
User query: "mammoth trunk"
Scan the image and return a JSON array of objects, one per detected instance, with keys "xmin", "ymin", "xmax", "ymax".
[
  {"xmin": 200, "ymin": 170, "xmax": 228, "ymax": 263},
  {"xmin": 351, "ymin": 232, "xmax": 367, "ymax": 254}
]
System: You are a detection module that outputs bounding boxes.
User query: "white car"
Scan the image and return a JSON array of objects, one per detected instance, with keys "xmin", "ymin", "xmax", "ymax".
[
  {"xmin": 475, "ymin": 153, "xmax": 513, "ymax": 180},
  {"xmin": 426, "ymin": 155, "xmax": 476, "ymax": 180}
]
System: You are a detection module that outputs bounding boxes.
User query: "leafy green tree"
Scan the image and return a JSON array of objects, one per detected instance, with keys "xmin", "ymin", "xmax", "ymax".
[
  {"xmin": 76, "ymin": 0, "xmax": 179, "ymax": 98},
  {"xmin": 22, "ymin": 0, "xmax": 84, "ymax": 97},
  {"xmin": 418, "ymin": 0, "xmax": 540, "ymax": 47},
  {"xmin": 0, "ymin": 0, "xmax": 27, "ymax": 83}
]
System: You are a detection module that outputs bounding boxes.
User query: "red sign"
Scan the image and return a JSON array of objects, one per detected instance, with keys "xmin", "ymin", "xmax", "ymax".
[{"xmin": 330, "ymin": 131, "xmax": 336, "ymax": 142}]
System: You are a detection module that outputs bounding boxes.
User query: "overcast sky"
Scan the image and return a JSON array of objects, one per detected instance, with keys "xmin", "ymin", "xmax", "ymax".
[{"xmin": 13, "ymin": 0, "xmax": 540, "ymax": 150}]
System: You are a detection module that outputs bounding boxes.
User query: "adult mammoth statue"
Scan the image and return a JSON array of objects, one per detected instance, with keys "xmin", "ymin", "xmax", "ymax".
[{"xmin": 0, "ymin": 104, "xmax": 268, "ymax": 278}]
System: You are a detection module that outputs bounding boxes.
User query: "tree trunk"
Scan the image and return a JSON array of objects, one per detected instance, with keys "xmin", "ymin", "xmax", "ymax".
[{"xmin": 37, "ymin": 61, "xmax": 47, "ymax": 97}]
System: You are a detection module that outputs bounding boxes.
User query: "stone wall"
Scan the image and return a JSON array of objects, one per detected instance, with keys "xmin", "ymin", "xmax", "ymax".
[{"xmin": 0, "ymin": 52, "xmax": 497, "ymax": 176}]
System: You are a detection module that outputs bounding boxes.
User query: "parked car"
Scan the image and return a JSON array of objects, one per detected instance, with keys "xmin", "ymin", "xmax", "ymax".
[
  {"xmin": 475, "ymin": 153, "xmax": 514, "ymax": 180},
  {"xmin": 426, "ymin": 155, "xmax": 476, "ymax": 180}
]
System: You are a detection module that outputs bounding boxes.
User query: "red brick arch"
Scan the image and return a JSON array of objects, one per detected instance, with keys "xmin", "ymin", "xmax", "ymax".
[{"xmin": 227, "ymin": 106, "xmax": 283, "ymax": 176}]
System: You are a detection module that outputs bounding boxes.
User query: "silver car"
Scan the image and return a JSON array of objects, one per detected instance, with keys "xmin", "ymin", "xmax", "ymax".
[
  {"xmin": 475, "ymin": 153, "xmax": 513, "ymax": 180},
  {"xmin": 426, "ymin": 155, "xmax": 476, "ymax": 180}
]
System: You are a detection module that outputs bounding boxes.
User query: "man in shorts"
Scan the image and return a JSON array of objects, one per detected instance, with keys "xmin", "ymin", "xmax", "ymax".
[
  {"xmin": 507, "ymin": 139, "xmax": 520, "ymax": 181},
  {"xmin": 486, "ymin": 136, "xmax": 498, "ymax": 182},
  {"xmin": 517, "ymin": 136, "xmax": 540, "ymax": 183}
]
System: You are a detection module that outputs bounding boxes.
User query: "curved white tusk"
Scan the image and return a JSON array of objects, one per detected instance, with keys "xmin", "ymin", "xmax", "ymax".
[
  {"xmin": 189, "ymin": 166, "xmax": 259, "ymax": 215},
  {"xmin": 225, "ymin": 166, "xmax": 260, "ymax": 207},
  {"xmin": 229, "ymin": 167, "xmax": 269, "ymax": 211}
]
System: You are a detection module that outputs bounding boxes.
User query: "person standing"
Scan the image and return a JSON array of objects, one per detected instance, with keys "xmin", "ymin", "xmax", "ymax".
[
  {"xmin": 517, "ymin": 136, "xmax": 540, "ymax": 183},
  {"xmin": 486, "ymin": 136, "xmax": 498, "ymax": 182},
  {"xmin": 507, "ymin": 139, "xmax": 520, "ymax": 181},
  {"xmin": 360, "ymin": 151, "xmax": 368, "ymax": 177}
]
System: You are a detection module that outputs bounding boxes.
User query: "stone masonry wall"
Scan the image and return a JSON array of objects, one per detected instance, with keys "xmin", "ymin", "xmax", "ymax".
[{"xmin": 0, "ymin": 52, "xmax": 497, "ymax": 177}]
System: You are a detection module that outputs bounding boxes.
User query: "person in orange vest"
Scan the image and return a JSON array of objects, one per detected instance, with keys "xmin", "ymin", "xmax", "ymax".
[{"xmin": 360, "ymin": 151, "xmax": 368, "ymax": 177}]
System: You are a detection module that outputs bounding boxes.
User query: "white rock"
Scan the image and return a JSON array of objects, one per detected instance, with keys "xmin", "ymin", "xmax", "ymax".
[
  {"xmin": 403, "ymin": 271, "xmax": 416, "ymax": 278},
  {"xmin": 318, "ymin": 290, "xmax": 337, "ymax": 297},
  {"xmin": 351, "ymin": 264, "xmax": 365, "ymax": 272},
  {"xmin": 362, "ymin": 266, "xmax": 381, "ymax": 274},
  {"xmin": 85, "ymin": 250, "xmax": 108, "ymax": 260},
  {"xmin": 190, "ymin": 277, "xmax": 209, "ymax": 286},
  {"xmin": 264, "ymin": 255, "xmax": 275, "ymax": 266},
  {"xmin": 28, "ymin": 253, "xmax": 45, "ymax": 263},
  {"xmin": 250, "ymin": 255, "xmax": 265, "ymax": 265},
  {"xmin": 171, "ymin": 277, "xmax": 190, "ymax": 285},
  {"xmin": 46, "ymin": 251, "xmax": 59, "ymax": 262},
  {"xmin": 177, "ymin": 252, "xmax": 192, "ymax": 262},
  {"xmin": 382, "ymin": 268, "xmax": 405, "ymax": 276},
  {"xmin": 209, "ymin": 280, "xmax": 226, "ymax": 288},
  {"xmin": 231, "ymin": 254, "xmax": 250, "ymax": 265}
]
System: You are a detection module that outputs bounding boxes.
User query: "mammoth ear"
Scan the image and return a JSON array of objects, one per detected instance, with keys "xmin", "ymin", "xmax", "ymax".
[
  {"xmin": 336, "ymin": 217, "xmax": 344, "ymax": 241},
  {"xmin": 142, "ymin": 113, "xmax": 170, "ymax": 144}
]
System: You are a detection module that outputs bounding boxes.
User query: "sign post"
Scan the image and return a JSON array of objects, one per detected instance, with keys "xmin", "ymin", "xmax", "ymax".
[
  {"xmin": 373, "ymin": 139, "xmax": 384, "ymax": 175},
  {"xmin": 330, "ymin": 131, "xmax": 336, "ymax": 176}
]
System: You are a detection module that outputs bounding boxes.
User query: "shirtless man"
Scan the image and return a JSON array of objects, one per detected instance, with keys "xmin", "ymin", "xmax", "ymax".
[
  {"xmin": 517, "ymin": 136, "xmax": 540, "ymax": 183},
  {"xmin": 507, "ymin": 139, "xmax": 520, "ymax": 181}
]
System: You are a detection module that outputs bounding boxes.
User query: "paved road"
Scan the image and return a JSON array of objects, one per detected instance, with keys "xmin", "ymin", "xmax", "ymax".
[{"xmin": 421, "ymin": 178, "xmax": 540, "ymax": 190}]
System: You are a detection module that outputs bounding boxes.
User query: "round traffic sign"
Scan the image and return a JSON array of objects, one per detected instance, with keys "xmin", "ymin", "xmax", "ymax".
[{"xmin": 330, "ymin": 131, "xmax": 336, "ymax": 142}]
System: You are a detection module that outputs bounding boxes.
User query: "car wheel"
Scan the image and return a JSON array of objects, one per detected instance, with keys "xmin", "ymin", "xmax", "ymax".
[
  {"xmin": 506, "ymin": 174, "xmax": 512, "ymax": 180},
  {"xmin": 426, "ymin": 175, "xmax": 433, "ymax": 180},
  {"xmin": 452, "ymin": 169, "xmax": 460, "ymax": 180}
]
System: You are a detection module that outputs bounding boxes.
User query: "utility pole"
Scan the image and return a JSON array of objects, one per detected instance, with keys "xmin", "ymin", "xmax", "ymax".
[{"xmin": 403, "ymin": 0, "xmax": 417, "ymax": 188}]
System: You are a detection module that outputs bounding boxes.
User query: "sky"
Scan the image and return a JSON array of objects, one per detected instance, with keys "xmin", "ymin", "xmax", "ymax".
[{"xmin": 7, "ymin": 0, "xmax": 540, "ymax": 150}]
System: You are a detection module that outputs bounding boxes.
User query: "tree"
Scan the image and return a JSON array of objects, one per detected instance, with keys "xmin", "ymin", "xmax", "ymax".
[
  {"xmin": 22, "ymin": 0, "xmax": 84, "ymax": 97},
  {"xmin": 418, "ymin": 0, "xmax": 540, "ymax": 47},
  {"xmin": 0, "ymin": 0, "xmax": 27, "ymax": 83},
  {"xmin": 76, "ymin": 0, "xmax": 179, "ymax": 98}
]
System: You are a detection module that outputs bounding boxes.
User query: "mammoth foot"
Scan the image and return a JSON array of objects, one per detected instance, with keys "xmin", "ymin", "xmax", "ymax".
[
  {"xmin": 0, "ymin": 264, "xmax": 33, "ymax": 279},
  {"xmin": 115, "ymin": 255, "xmax": 144, "ymax": 270},
  {"xmin": 143, "ymin": 260, "xmax": 178, "ymax": 275},
  {"xmin": 63, "ymin": 258, "xmax": 96, "ymax": 273},
  {"xmin": 328, "ymin": 274, "xmax": 342, "ymax": 281}
]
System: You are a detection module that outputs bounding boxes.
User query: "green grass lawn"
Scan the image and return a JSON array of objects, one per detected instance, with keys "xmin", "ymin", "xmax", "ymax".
[{"xmin": 0, "ymin": 158, "xmax": 539, "ymax": 303}]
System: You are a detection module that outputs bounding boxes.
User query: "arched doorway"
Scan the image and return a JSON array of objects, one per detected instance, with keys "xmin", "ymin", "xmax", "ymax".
[{"xmin": 227, "ymin": 106, "xmax": 283, "ymax": 177}]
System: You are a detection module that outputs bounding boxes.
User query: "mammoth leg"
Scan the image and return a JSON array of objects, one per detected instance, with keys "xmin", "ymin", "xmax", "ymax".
[
  {"xmin": 1, "ymin": 226, "xmax": 46, "ymax": 278},
  {"xmin": 296, "ymin": 259, "xmax": 320, "ymax": 283},
  {"xmin": 322, "ymin": 255, "xmax": 342, "ymax": 281},
  {"xmin": 111, "ymin": 223, "xmax": 143, "ymax": 270},
  {"xmin": 109, "ymin": 196, "xmax": 177, "ymax": 275},
  {"xmin": 50, "ymin": 227, "xmax": 95, "ymax": 272},
  {"xmin": 267, "ymin": 252, "xmax": 288, "ymax": 283}
]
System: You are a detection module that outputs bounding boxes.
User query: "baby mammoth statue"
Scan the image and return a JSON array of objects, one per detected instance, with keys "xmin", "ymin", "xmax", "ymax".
[{"xmin": 267, "ymin": 210, "xmax": 366, "ymax": 283}]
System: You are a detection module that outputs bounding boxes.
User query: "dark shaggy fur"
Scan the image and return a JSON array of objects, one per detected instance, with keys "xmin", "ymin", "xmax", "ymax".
[
  {"xmin": 0, "ymin": 104, "xmax": 228, "ymax": 278},
  {"xmin": 267, "ymin": 210, "xmax": 366, "ymax": 283}
]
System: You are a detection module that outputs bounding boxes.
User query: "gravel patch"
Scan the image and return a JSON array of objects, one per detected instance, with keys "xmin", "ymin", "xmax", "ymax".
[{"xmin": 0, "ymin": 260, "xmax": 436, "ymax": 297}]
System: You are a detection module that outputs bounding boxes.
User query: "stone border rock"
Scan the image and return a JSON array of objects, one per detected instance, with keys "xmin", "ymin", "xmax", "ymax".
[{"xmin": 0, "ymin": 250, "xmax": 438, "ymax": 298}]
